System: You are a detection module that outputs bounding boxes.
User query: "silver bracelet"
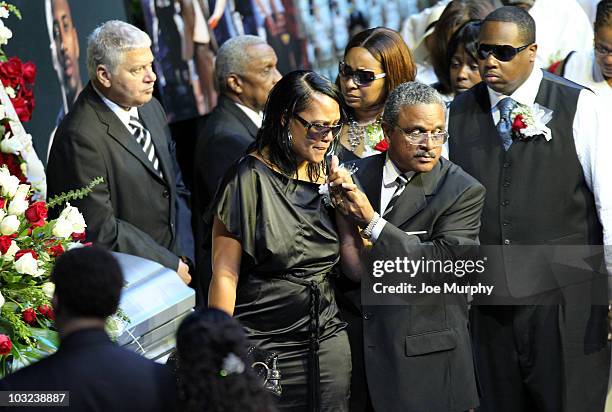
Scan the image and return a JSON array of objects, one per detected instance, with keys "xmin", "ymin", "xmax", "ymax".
[{"xmin": 361, "ymin": 212, "xmax": 381, "ymax": 239}]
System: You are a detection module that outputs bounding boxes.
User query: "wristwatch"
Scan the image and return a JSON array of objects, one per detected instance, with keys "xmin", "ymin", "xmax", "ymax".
[{"xmin": 360, "ymin": 212, "xmax": 381, "ymax": 239}]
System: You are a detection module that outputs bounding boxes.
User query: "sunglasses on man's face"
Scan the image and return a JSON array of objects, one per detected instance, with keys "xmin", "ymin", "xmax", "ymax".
[
  {"xmin": 338, "ymin": 61, "xmax": 386, "ymax": 86},
  {"xmin": 477, "ymin": 43, "xmax": 531, "ymax": 62},
  {"xmin": 293, "ymin": 113, "xmax": 343, "ymax": 140}
]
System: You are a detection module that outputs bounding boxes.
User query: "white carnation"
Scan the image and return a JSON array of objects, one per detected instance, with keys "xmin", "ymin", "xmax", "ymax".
[
  {"xmin": 52, "ymin": 216, "xmax": 73, "ymax": 238},
  {"xmin": 14, "ymin": 252, "xmax": 39, "ymax": 276},
  {"xmin": 42, "ymin": 282, "xmax": 55, "ymax": 299},
  {"xmin": 0, "ymin": 214, "xmax": 19, "ymax": 235}
]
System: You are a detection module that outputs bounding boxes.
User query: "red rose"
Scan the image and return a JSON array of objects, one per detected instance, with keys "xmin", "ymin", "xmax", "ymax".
[
  {"xmin": 25, "ymin": 202, "xmax": 47, "ymax": 226},
  {"xmin": 71, "ymin": 231, "xmax": 86, "ymax": 242},
  {"xmin": 0, "ymin": 235, "xmax": 12, "ymax": 254},
  {"xmin": 12, "ymin": 96, "xmax": 31, "ymax": 122},
  {"xmin": 0, "ymin": 57, "xmax": 21, "ymax": 84},
  {"xmin": 0, "ymin": 152, "xmax": 25, "ymax": 181},
  {"xmin": 373, "ymin": 139, "xmax": 389, "ymax": 152},
  {"xmin": 22, "ymin": 61, "xmax": 36, "ymax": 85},
  {"xmin": 22, "ymin": 308, "xmax": 37, "ymax": 326},
  {"xmin": 15, "ymin": 249, "xmax": 38, "ymax": 261},
  {"xmin": 38, "ymin": 305, "xmax": 55, "ymax": 321},
  {"xmin": 0, "ymin": 334, "xmax": 11, "ymax": 355},
  {"xmin": 511, "ymin": 114, "xmax": 527, "ymax": 132},
  {"xmin": 0, "ymin": 198, "xmax": 5, "ymax": 208},
  {"xmin": 47, "ymin": 243, "xmax": 64, "ymax": 257}
]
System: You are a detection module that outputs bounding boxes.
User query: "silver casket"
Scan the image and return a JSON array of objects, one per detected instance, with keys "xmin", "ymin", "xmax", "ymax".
[{"xmin": 112, "ymin": 252, "xmax": 195, "ymax": 362}]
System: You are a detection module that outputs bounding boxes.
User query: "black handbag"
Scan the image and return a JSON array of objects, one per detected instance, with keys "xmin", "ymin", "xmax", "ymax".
[{"xmin": 247, "ymin": 346, "xmax": 282, "ymax": 397}]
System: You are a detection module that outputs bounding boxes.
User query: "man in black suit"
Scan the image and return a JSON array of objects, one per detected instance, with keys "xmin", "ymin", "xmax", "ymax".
[
  {"xmin": 47, "ymin": 20, "xmax": 192, "ymax": 285},
  {"xmin": 332, "ymin": 82, "xmax": 484, "ymax": 411},
  {"xmin": 192, "ymin": 35, "xmax": 280, "ymax": 304},
  {"xmin": 448, "ymin": 6, "xmax": 611, "ymax": 412},
  {"xmin": 0, "ymin": 247, "xmax": 177, "ymax": 411}
]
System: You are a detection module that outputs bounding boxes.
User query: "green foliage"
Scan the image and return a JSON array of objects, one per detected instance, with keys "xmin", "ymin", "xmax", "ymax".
[{"xmin": 46, "ymin": 177, "xmax": 104, "ymax": 209}]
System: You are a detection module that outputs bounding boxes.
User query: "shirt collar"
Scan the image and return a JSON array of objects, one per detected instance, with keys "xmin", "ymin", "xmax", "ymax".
[
  {"xmin": 92, "ymin": 85, "xmax": 138, "ymax": 129},
  {"xmin": 487, "ymin": 64, "xmax": 543, "ymax": 109},
  {"xmin": 234, "ymin": 101, "xmax": 263, "ymax": 128},
  {"xmin": 383, "ymin": 153, "xmax": 415, "ymax": 187}
]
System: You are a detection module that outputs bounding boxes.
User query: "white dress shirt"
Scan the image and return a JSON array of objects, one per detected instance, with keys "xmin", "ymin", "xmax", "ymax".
[
  {"xmin": 370, "ymin": 154, "xmax": 415, "ymax": 242},
  {"xmin": 93, "ymin": 86, "xmax": 139, "ymax": 131},
  {"xmin": 563, "ymin": 50, "xmax": 612, "ymax": 102},
  {"xmin": 485, "ymin": 65, "xmax": 612, "ymax": 277},
  {"xmin": 234, "ymin": 102, "xmax": 263, "ymax": 129}
]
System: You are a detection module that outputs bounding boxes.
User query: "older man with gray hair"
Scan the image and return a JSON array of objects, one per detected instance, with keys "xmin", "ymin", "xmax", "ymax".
[
  {"xmin": 47, "ymin": 20, "xmax": 193, "ymax": 285},
  {"xmin": 331, "ymin": 81, "xmax": 485, "ymax": 411},
  {"xmin": 192, "ymin": 35, "xmax": 280, "ymax": 305}
]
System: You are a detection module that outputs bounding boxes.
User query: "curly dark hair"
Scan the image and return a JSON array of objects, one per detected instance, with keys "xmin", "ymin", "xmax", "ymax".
[
  {"xmin": 175, "ymin": 308, "xmax": 276, "ymax": 412},
  {"xmin": 253, "ymin": 69, "xmax": 345, "ymax": 183}
]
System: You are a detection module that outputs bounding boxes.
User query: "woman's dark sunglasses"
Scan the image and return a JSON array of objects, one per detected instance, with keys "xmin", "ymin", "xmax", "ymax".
[
  {"xmin": 477, "ymin": 43, "xmax": 531, "ymax": 62},
  {"xmin": 294, "ymin": 113, "xmax": 343, "ymax": 140},
  {"xmin": 338, "ymin": 61, "xmax": 386, "ymax": 86}
]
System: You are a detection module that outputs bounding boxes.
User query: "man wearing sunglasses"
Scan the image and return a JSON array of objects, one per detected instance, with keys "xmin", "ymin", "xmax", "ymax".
[
  {"xmin": 330, "ymin": 81, "xmax": 484, "ymax": 412},
  {"xmin": 448, "ymin": 6, "xmax": 611, "ymax": 412}
]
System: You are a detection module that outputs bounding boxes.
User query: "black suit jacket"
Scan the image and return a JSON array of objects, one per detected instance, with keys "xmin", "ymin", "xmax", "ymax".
[
  {"xmin": 47, "ymin": 83, "xmax": 189, "ymax": 270},
  {"xmin": 348, "ymin": 154, "xmax": 484, "ymax": 412},
  {"xmin": 192, "ymin": 96, "xmax": 258, "ymax": 303},
  {"xmin": 0, "ymin": 329, "xmax": 177, "ymax": 412}
]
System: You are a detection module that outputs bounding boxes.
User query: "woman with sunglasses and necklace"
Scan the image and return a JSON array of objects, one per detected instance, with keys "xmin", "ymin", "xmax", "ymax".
[
  {"xmin": 208, "ymin": 70, "xmax": 359, "ymax": 411},
  {"xmin": 336, "ymin": 27, "xmax": 416, "ymax": 161}
]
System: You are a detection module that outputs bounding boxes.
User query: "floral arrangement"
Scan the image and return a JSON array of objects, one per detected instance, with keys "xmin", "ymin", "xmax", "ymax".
[
  {"xmin": 0, "ymin": 167, "xmax": 94, "ymax": 377},
  {"xmin": 510, "ymin": 103, "xmax": 554, "ymax": 142},
  {"xmin": 0, "ymin": 2, "xmax": 45, "ymax": 199}
]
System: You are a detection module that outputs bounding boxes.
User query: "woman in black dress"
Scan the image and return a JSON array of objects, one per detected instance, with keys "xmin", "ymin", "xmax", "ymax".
[{"xmin": 208, "ymin": 70, "xmax": 358, "ymax": 411}]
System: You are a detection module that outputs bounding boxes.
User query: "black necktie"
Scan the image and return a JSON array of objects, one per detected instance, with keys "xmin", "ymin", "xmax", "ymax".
[
  {"xmin": 383, "ymin": 175, "xmax": 408, "ymax": 218},
  {"xmin": 128, "ymin": 116, "xmax": 162, "ymax": 177}
]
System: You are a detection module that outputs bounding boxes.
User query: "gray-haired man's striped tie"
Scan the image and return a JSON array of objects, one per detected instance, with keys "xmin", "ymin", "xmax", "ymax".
[
  {"xmin": 128, "ymin": 116, "xmax": 162, "ymax": 178},
  {"xmin": 383, "ymin": 175, "xmax": 409, "ymax": 218}
]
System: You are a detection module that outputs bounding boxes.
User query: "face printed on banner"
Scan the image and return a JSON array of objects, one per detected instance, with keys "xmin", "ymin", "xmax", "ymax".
[
  {"xmin": 477, "ymin": 21, "xmax": 537, "ymax": 96},
  {"xmin": 52, "ymin": 0, "xmax": 81, "ymax": 96},
  {"xmin": 383, "ymin": 103, "xmax": 446, "ymax": 174},
  {"xmin": 100, "ymin": 48, "xmax": 157, "ymax": 109},
  {"xmin": 339, "ymin": 47, "xmax": 387, "ymax": 112},
  {"xmin": 289, "ymin": 92, "xmax": 342, "ymax": 165},
  {"xmin": 236, "ymin": 43, "xmax": 281, "ymax": 112}
]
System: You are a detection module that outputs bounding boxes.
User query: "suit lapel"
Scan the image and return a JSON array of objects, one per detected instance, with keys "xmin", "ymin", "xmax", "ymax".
[
  {"xmin": 84, "ymin": 84, "xmax": 167, "ymax": 184},
  {"xmin": 219, "ymin": 96, "xmax": 259, "ymax": 139},
  {"xmin": 357, "ymin": 154, "xmax": 385, "ymax": 214}
]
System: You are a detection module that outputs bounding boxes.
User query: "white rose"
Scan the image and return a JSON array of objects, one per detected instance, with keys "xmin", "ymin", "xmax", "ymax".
[
  {"xmin": 0, "ymin": 290, "xmax": 4, "ymax": 309},
  {"xmin": 0, "ymin": 215, "xmax": 19, "ymax": 235},
  {"xmin": 0, "ymin": 210, "xmax": 6, "ymax": 222},
  {"xmin": 3, "ymin": 240, "xmax": 18, "ymax": 261},
  {"xmin": 7, "ymin": 197, "xmax": 28, "ymax": 216},
  {"xmin": 42, "ymin": 282, "xmax": 55, "ymax": 299},
  {"xmin": 60, "ymin": 203, "xmax": 87, "ymax": 233},
  {"xmin": 0, "ymin": 7, "xmax": 9, "ymax": 19},
  {"xmin": 0, "ymin": 135, "xmax": 23, "ymax": 154},
  {"xmin": 14, "ymin": 252, "xmax": 39, "ymax": 276},
  {"xmin": 52, "ymin": 216, "xmax": 73, "ymax": 238},
  {"xmin": 0, "ymin": 174, "xmax": 19, "ymax": 198},
  {"xmin": 0, "ymin": 23, "xmax": 12, "ymax": 46}
]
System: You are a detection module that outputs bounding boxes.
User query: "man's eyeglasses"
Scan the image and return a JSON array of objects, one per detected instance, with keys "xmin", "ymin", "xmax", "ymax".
[
  {"xmin": 294, "ymin": 113, "xmax": 343, "ymax": 140},
  {"xmin": 338, "ymin": 61, "xmax": 386, "ymax": 86},
  {"xmin": 477, "ymin": 43, "xmax": 531, "ymax": 62},
  {"xmin": 395, "ymin": 127, "xmax": 449, "ymax": 147},
  {"xmin": 594, "ymin": 44, "xmax": 612, "ymax": 56}
]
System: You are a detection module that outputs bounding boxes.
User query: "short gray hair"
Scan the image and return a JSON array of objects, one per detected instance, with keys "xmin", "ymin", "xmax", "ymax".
[
  {"xmin": 382, "ymin": 82, "xmax": 446, "ymax": 127},
  {"xmin": 87, "ymin": 20, "xmax": 151, "ymax": 80},
  {"xmin": 215, "ymin": 35, "xmax": 267, "ymax": 93}
]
